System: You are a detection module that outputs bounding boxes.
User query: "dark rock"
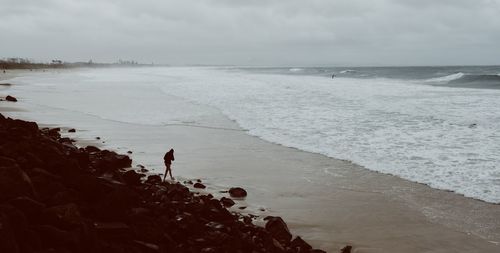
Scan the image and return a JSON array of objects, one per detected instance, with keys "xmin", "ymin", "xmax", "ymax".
[
  {"xmin": 5, "ymin": 95, "xmax": 17, "ymax": 102},
  {"xmin": 8, "ymin": 196, "xmax": 45, "ymax": 220},
  {"xmin": 220, "ymin": 197, "xmax": 235, "ymax": 207},
  {"xmin": 146, "ymin": 175, "xmax": 162, "ymax": 185},
  {"xmin": 290, "ymin": 236, "xmax": 312, "ymax": 251},
  {"xmin": 49, "ymin": 190, "xmax": 78, "ymax": 206},
  {"xmin": 97, "ymin": 187, "xmax": 140, "ymax": 220},
  {"xmin": 264, "ymin": 216, "xmax": 292, "ymax": 244},
  {"xmin": 18, "ymin": 228, "xmax": 42, "ymax": 253},
  {"xmin": 341, "ymin": 245, "xmax": 353, "ymax": 253},
  {"xmin": 0, "ymin": 83, "xmax": 12, "ymax": 86},
  {"xmin": 0, "ymin": 156, "xmax": 19, "ymax": 167},
  {"xmin": 35, "ymin": 225, "xmax": 78, "ymax": 249},
  {"xmin": 0, "ymin": 209, "xmax": 20, "ymax": 253},
  {"xmin": 128, "ymin": 207, "xmax": 151, "ymax": 217},
  {"xmin": 85, "ymin": 145, "xmax": 100, "ymax": 153},
  {"xmin": 29, "ymin": 172, "xmax": 67, "ymax": 202},
  {"xmin": 0, "ymin": 158, "xmax": 35, "ymax": 201},
  {"xmin": 66, "ymin": 174, "xmax": 111, "ymax": 201},
  {"xmin": 41, "ymin": 203, "xmax": 83, "ymax": 229},
  {"xmin": 68, "ymin": 128, "xmax": 76, "ymax": 133},
  {"xmin": 242, "ymin": 216, "xmax": 252, "ymax": 225},
  {"xmin": 122, "ymin": 170, "xmax": 144, "ymax": 186},
  {"xmin": 133, "ymin": 240, "xmax": 160, "ymax": 252},
  {"xmin": 201, "ymin": 247, "xmax": 216, "ymax": 253},
  {"xmin": 194, "ymin": 182, "xmax": 206, "ymax": 189},
  {"xmin": 47, "ymin": 128, "xmax": 61, "ymax": 138},
  {"xmin": 205, "ymin": 221, "xmax": 225, "ymax": 231},
  {"xmin": 272, "ymin": 238, "xmax": 286, "ymax": 252},
  {"xmin": 229, "ymin": 187, "xmax": 247, "ymax": 198},
  {"xmin": 93, "ymin": 222, "xmax": 131, "ymax": 238},
  {"xmin": 93, "ymin": 150, "xmax": 132, "ymax": 172}
]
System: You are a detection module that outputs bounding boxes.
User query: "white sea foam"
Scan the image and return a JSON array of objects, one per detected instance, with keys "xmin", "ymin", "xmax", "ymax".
[
  {"xmin": 9, "ymin": 67, "xmax": 500, "ymax": 203},
  {"xmin": 289, "ymin": 68, "xmax": 303, "ymax": 72},
  {"xmin": 340, "ymin": 69, "xmax": 356, "ymax": 74},
  {"xmin": 425, "ymin": 72, "xmax": 465, "ymax": 83},
  {"xmin": 154, "ymin": 68, "xmax": 500, "ymax": 203}
]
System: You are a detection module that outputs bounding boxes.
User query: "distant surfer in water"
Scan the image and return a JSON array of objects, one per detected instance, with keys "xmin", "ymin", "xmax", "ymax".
[{"xmin": 331, "ymin": 74, "xmax": 336, "ymax": 79}]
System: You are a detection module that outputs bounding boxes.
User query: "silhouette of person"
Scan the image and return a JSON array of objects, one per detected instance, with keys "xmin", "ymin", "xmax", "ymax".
[{"xmin": 163, "ymin": 148, "xmax": 175, "ymax": 181}]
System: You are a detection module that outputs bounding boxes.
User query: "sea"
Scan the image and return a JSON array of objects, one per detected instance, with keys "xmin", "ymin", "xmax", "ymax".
[{"xmin": 5, "ymin": 65, "xmax": 500, "ymax": 203}]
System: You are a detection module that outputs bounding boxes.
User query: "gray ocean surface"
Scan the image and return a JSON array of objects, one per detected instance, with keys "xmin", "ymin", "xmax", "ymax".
[
  {"xmin": 236, "ymin": 65, "xmax": 500, "ymax": 89},
  {"xmin": 6, "ymin": 65, "xmax": 500, "ymax": 203}
]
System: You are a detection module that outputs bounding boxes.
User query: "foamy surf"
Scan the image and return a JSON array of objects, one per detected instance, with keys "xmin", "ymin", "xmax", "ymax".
[
  {"xmin": 6, "ymin": 67, "xmax": 500, "ymax": 204},
  {"xmin": 156, "ymin": 67, "xmax": 500, "ymax": 203}
]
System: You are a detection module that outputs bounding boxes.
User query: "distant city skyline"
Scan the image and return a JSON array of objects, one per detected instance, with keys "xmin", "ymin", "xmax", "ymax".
[{"xmin": 1, "ymin": 0, "xmax": 499, "ymax": 66}]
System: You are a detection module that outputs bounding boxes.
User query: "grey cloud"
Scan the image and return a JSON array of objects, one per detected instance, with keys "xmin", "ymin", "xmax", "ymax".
[{"xmin": 0, "ymin": 0, "xmax": 499, "ymax": 66}]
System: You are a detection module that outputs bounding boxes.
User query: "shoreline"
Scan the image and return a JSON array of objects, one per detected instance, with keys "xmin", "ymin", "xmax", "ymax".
[{"xmin": 2, "ymin": 69, "xmax": 500, "ymax": 252}]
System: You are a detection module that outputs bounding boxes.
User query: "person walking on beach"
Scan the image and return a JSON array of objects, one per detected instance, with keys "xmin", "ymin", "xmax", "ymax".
[{"xmin": 163, "ymin": 148, "xmax": 175, "ymax": 181}]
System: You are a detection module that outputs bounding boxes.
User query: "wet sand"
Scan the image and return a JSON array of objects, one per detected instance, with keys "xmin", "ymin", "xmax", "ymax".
[{"xmin": 1, "ymin": 71, "xmax": 499, "ymax": 252}]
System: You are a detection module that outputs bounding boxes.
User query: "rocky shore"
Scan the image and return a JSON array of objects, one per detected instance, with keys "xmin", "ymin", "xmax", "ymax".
[{"xmin": 0, "ymin": 113, "xmax": 331, "ymax": 253}]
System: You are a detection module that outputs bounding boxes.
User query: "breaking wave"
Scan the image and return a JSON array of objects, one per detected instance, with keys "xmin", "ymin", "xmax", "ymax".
[
  {"xmin": 425, "ymin": 72, "xmax": 465, "ymax": 82},
  {"xmin": 340, "ymin": 69, "xmax": 356, "ymax": 74},
  {"xmin": 425, "ymin": 73, "xmax": 500, "ymax": 88}
]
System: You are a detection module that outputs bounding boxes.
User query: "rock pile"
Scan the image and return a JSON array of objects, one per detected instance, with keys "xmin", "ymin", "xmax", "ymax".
[{"xmin": 0, "ymin": 113, "xmax": 327, "ymax": 253}]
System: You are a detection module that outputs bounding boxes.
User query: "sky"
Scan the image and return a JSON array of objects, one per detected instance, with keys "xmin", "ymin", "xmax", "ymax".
[{"xmin": 1, "ymin": 0, "xmax": 499, "ymax": 66}]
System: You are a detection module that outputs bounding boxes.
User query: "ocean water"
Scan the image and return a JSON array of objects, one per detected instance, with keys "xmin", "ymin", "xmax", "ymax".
[{"xmin": 6, "ymin": 66, "xmax": 500, "ymax": 203}]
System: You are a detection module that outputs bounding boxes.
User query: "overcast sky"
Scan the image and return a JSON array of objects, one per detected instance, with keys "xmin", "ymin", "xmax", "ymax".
[{"xmin": 1, "ymin": 0, "xmax": 499, "ymax": 66}]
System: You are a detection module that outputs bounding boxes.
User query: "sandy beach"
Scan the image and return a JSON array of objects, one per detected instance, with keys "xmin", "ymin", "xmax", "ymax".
[{"xmin": 1, "ymin": 69, "xmax": 500, "ymax": 253}]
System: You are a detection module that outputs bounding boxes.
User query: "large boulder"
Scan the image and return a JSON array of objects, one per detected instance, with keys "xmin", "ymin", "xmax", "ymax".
[
  {"xmin": 145, "ymin": 175, "xmax": 162, "ymax": 185},
  {"xmin": 264, "ymin": 216, "xmax": 292, "ymax": 244},
  {"xmin": 41, "ymin": 203, "xmax": 83, "ymax": 230},
  {"xmin": 8, "ymin": 196, "xmax": 45, "ymax": 220},
  {"xmin": 91, "ymin": 150, "xmax": 132, "ymax": 173},
  {"xmin": 0, "ymin": 157, "xmax": 35, "ymax": 201},
  {"xmin": 219, "ymin": 197, "xmax": 235, "ymax": 207},
  {"xmin": 5, "ymin": 95, "xmax": 17, "ymax": 102},
  {"xmin": 35, "ymin": 225, "xmax": 78, "ymax": 249},
  {"xmin": 93, "ymin": 222, "xmax": 131, "ymax": 239},
  {"xmin": 0, "ymin": 209, "xmax": 20, "ymax": 253},
  {"xmin": 66, "ymin": 174, "xmax": 112, "ymax": 202},
  {"xmin": 97, "ymin": 187, "xmax": 140, "ymax": 220},
  {"xmin": 194, "ymin": 182, "xmax": 206, "ymax": 189},
  {"xmin": 122, "ymin": 170, "xmax": 145, "ymax": 186},
  {"xmin": 228, "ymin": 187, "xmax": 247, "ymax": 198}
]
